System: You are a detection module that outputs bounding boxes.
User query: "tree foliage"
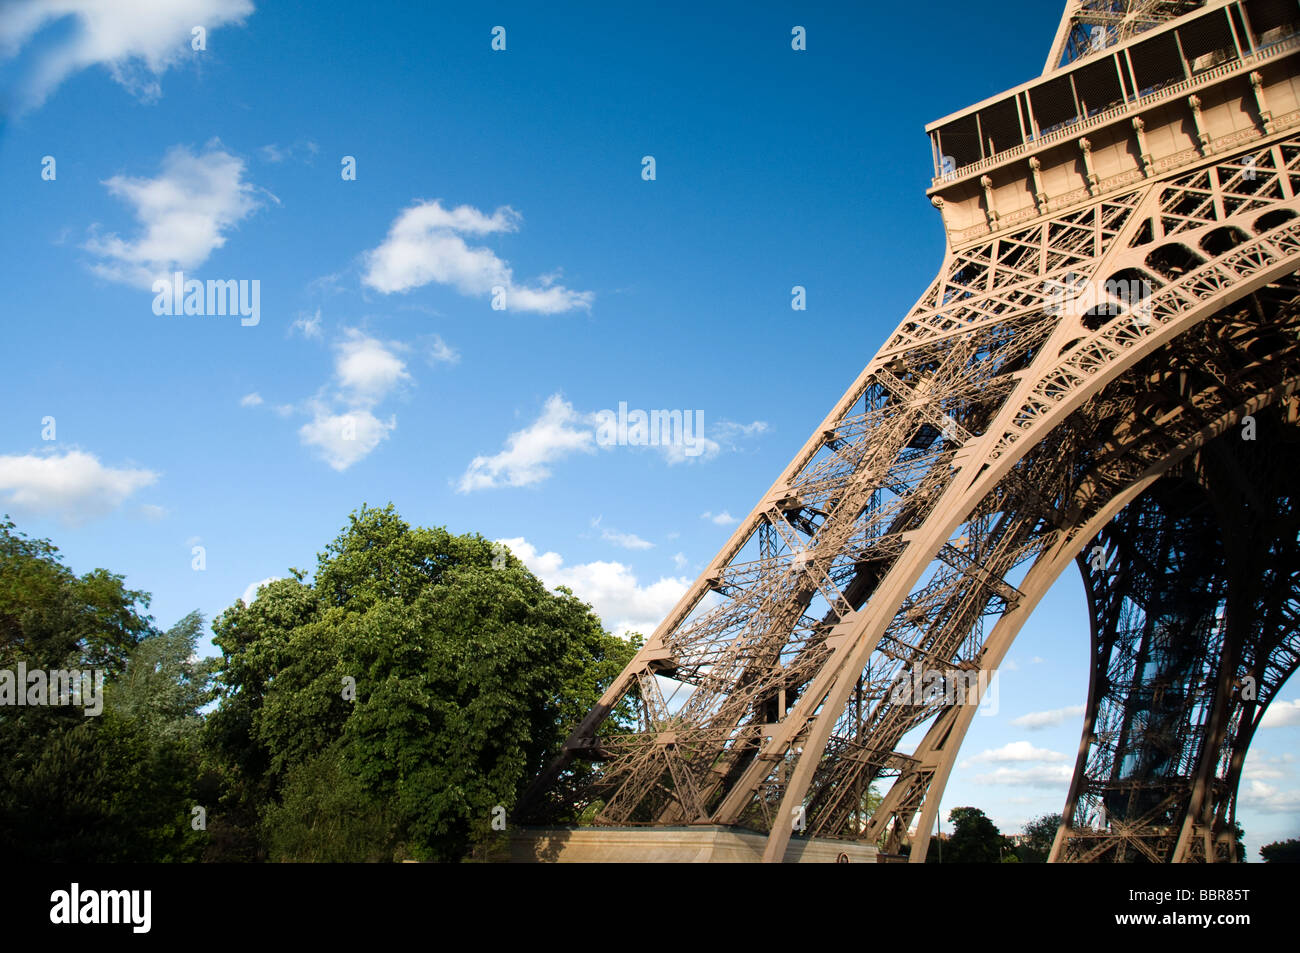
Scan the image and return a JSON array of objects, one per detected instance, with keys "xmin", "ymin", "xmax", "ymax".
[
  {"xmin": 1015, "ymin": 812, "xmax": 1062, "ymax": 862},
  {"xmin": 206, "ymin": 503, "xmax": 637, "ymax": 861},
  {"xmin": 1260, "ymin": 837, "xmax": 1300, "ymax": 862},
  {"xmin": 0, "ymin": 517, "xmax": 208, "ymax": 861},
  {"xmin": 943, "ymin": 806, "xmax": 1010, "ymax": 863}
]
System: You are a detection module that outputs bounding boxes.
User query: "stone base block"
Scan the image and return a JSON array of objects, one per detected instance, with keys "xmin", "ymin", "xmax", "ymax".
[{"xmin": 508, "ymin": 825, "xmax": 878, "ymax": 863}]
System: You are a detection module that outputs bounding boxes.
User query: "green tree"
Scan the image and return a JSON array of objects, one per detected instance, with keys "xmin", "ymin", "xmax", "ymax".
[
  {"xmin": 1260, "ymin": 837, "xmax": 1300, "ymax": 862},
  {"xmin": 207, "ymin": 504, "xmax": 637, "ymax": 862},
  {"xmin": 0, "ymin": 516, "xmax": 207, "ymax": 861},
  {"xmin": 113, "ymin": 610, "xmax": 218, "ymax": 742},
  {"xmin": 1016, "ymin": 812, "xmax": 1062, "ymax": 862},
  {"xmin": 944, "ymin": 806, "xmax": 1007, "ymax": 863}
]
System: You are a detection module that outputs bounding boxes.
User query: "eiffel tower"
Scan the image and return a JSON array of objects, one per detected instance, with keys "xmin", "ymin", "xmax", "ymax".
[{"xmin": 519, "ymin": 0, "xmax": 1300, "ymax": 862}]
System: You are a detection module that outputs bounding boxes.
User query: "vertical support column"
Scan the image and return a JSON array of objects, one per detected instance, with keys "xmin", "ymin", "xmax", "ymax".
[
  {"xmin": 1188, "ymin": 95, "xmax": 1211, "ymax": 155},
  {"xmin": 1133, "ymin": 116, "xmax": 1154, "ymax": 177},
  {"xmin": 1113, "ymin": 53, "xmax": 1130, "ymax": 101},
  {"xmin": 1250, "ymin": 71, "xmax": 1275, "ymax": 135},
  {"xmin": 1225, "ymin": 5, "xmax": 1245, "ymax": 60},
  {"xmin": 1029, "ymin": 156, "xmax": 1048, "ymax": 213},
  {"xmin": 1079, "ymin": 136, "xmax": 1100, "ymax": 195},
  {"xmin": 1237, "ymin": 1, "xmax": 1258, "ymax": 55},
  {"xmin": 1024, "ymin": 90, "xmax": 1040, "ymax": 139},
  {"xmin": 981, "ymin": 175, "xmax": 999, "ymax": 229},
  {"xmin": 1174, "ymin": 28, "xmax": 1192, "ymax": 81},
  {"xmin": 1124, "ymin": 47, "xmax": 1141, "ymax": 97}
]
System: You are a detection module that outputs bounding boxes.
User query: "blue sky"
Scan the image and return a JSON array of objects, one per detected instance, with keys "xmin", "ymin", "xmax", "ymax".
[{"xmin": 1, "ymin": 0, "xmax": 1296, "ymax": 856}]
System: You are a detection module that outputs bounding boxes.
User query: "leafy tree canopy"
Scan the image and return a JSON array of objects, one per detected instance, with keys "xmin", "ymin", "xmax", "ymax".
[{"xmin": 208, "ymin": 503, "xmax": 636, "ymax": 861}]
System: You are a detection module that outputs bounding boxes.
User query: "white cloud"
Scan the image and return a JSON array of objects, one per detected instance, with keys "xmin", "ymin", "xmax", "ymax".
[
  {"xmin": 965, "ymin": 741, "xmax": 1067, "ymax": 764},
  {"xmin": 0, "ymin": 0, "xmax": 254, "ymax": 109},
  {"xmin": 298, "ymin": 406, "xmax": 396, "ymax": 471},
  {"xmin": 1239, "ymin": 780, "xmax": 1300, "ymax": 814},
  {"xmin": 361, "ymin": 199, "xmax": 593, "ymax": 313},
  {"xmin": 971, "ymin": 764, "xmax": 1074, "ymax": 787},
  {"xmin": 460, "ymin": 395, "xmax": 754, "ymax": 491},
  {"xmin": 83, "ymin": 143, "xmax": 263, "ymax": 289},
  {"xmin": 138, "ymin": 503, "xmax": 168, "ymax": 521},
  {"xmin": 701, "ymin": 510, "xmax": 739, "ymax": 526},
  {"xmin": 334, "ymin": 330, "xmax": 410, "ymax": 406},
  {"xmin": 1011, "ymin": 704, "xmax": 1086, "ymax": 729},
  {"xmin": 292, "ymin": 309, "xmax": 322, "ymax": 339},
  {"xmin": 0, "ymin": 449, "xmax": 158, "ymax": 525},
  {"xmin": 240, "ymin": 392, "xmax": 263, "ymax": 407},
  {"xmin": 660, "ymin": 435, "xmax": 720, "ymax": 464},
  {"xmin": 1242, "ymin": 759, "xmax": 1287, "ymax": 781},
  {"xmin": 1261, "ymin": 698, "xmax": 1300, "ymax": 728},
  {"xmin": 458, "ymin": 395, "xmax": 595, "ymax": 492},
  {"xmin": 427, "ymin": 334, "xmax": 459, "ymax": 364},
  {"xmin": 500, "ymin": 537, "xmax": 688, "ymax": 638},
  {"xmin": 259, "ymin": 141, "xmax": 316, "ymax": 165},
  {"xmin": 601, "ymin": 528, "xmax": 653, "ymax": 551},
  {"xmin": 712, "ymin": 419, "xmax": 769, "ymax": 447},
  {"xmin": 271, "ymin": 330, "xmax": 411, "ymax": 470},
  {"xmin": 673, "ymin": 552, "xmax": 689, "ymax": 570},
  {"xmin": 241, "ymin": 576, "xmax": 281, "ymax": 605}
]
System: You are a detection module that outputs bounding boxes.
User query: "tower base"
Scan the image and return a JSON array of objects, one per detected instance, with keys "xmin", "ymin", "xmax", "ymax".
[{"xmin": 507, "ymin": 826, "xmax": 879, "ymax": 863}]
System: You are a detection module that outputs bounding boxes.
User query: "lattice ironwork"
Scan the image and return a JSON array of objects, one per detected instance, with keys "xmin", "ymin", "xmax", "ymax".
[{"xmin": 518, "ymin": 3, "xmax": 1300, "ymax": 863}]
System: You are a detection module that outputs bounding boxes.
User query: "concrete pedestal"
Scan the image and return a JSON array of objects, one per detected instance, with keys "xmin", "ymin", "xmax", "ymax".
[{"xmin": 508, "ymin": 825, "xmax": 878, "ymax": 863}]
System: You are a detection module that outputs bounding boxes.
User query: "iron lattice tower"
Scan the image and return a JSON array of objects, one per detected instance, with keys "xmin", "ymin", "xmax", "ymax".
[{"xmin": 520, "ymin": 0, "xmax": 1300, "ymax": 862}]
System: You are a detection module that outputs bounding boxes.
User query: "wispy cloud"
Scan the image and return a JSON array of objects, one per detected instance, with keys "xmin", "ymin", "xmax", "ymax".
[
  {"xmin": 1261, "ymin": 698, "xmax": 1300, "ymax": 728},
  {"xmin": 239, "ymin": 392, "xmax": 263, "ymax": 407},
  {"xmin": 965, "ymin": 741, "xmax": 1067, "ymax": 764},
  {"xmin": 1239, "ymin": 780, "xmax": 1300, "ymax": 814},
  {"xmin": 426, "ymin": 334, "xmax": 459, "ymax": 365},
  {"xmin": 970, "ymin": 764, "xmax": 1074, "ymax": 788},
  {"xmin": 0, "ymin": 0, "xmax": 254, "ymax": 109},
  {"xmin": 701, "ymin": 510, "xmax": 738, "ymax": 526},
  {"xmin": 1011, "ymin": 704, "xmax": 1086, "ymax": 730},
  {"xmin": 293, "ymin": 330, "xmax": 409, "ymax": 470},
  {"xmin": 362, "ymin": 199, "xmax": 593, "ymax": 313},
  {"xmin": 291, "ymin": 309, "xmax": 323, "ymax": 339},
  {"xmin": 591, "ymin": 517, "xmax": 653, "ymax": 551},
  {"xmin": 259, "ymin": 140, "xmax": 317, "ymax": 165},
  {"xmin": 83, "ymin": 143, "xmax": 265, "ymax": 289},
  {"xmin": 298, "ymin": 406, "xmax": 396, "ymax": 472},
  {"xmin": 459, "ymin": 395, "xmax": 594, "ymax": 491},
  {"xmin": 0, "ymin": 449, "xmax": 158, "ymax": 525},
  {"xmin": 241, "ymin": 576, "xmax": 281, "ymax": 605},
  {"xmin": 333, "ymin": 329, "xmax": 411, "ymax": 407},
  {"xmin": 500, "ymin": 537, "xmax": 687, "ymax": 638},
  {"xmin": 459, "ymin": 395, "xmax": 756, "ymax": 492}
]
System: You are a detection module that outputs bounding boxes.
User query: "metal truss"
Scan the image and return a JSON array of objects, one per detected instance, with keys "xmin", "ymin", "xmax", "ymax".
[
  {"xmin": 1053, "ymin": 401, "xmax": 1300, "ymax": 862},
  {"xmin": 518, "ymin": 13, "xmax": 1300, "ymax": 864},
  {"xmin": 1045, "ymin": 2, "xmax": 1209, "ymax": 74}
]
